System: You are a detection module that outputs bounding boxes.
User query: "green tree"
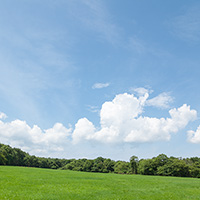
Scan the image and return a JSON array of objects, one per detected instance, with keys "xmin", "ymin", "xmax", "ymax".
[
  {"xmin": 114, "ymin": 161, "xmax": 130, "ymax": 174},
  {"xmin": 103, "ymin": 159, "xmax": 115, "ymax": 173},
  {"xmin": 0, "ymin": 151, "xmax": 7, "ymax": 165},
  {"xmin": 130, "ymin": 156, "xmax": 138, "ymax": 174},
  {"xmin": 91, "ymin": 157, "xmax": 105, "ymax": 172},
  {"xmin": 83, "ymin": 160, "xmax": 94, "ymax": 172},
  {"xmin": 138, "ymin": 159, "xmax": 155, "ymax": 175},
  {"xmin": 157, "ymin": 158, "xmax": 190, "ymax": 177},
  {"xmin": 154, "ymin": 154, "xmax": 169, "ymax": 167}
]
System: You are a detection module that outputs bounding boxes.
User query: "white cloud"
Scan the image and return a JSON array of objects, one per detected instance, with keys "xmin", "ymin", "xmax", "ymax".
[
  {"xmin": 187, "ymin": 126, "xmax": 200, "ymax": 143},
  {"xmin": 72, "ymin": 118, "xmax": 96, "ymax": 144},
  {"xmin": 133, "ymin": 87, "xmax": 151, "ymax": 96},
  {"xmin": 132, "ymin": 88, "xmax": 173, "ymax": 109},
  {"xmin": 72, "ymin": 92, "xmax": 197, "ymax": 144},
  {"xmin": 0, "ymin": 119, "xmax": 72, "ymax": 155},
  {"xmin": 92, "ymin": 82, "xmax": 110, "ymax": 89},
  {"xmin": 0, "ymin": 90, "xmax": 197, "ymax": 157},
  {"xmin": 146, "ymin": 92, "xmax": 173, "ymax": 109},
  {"xmin": 0, "ymin": 112, "xmax": 7, "ymax": 120}
]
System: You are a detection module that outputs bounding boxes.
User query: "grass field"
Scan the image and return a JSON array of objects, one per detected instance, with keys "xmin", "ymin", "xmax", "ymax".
[{"xmin": 0, "ymin": 166, "xmax": 200, "ymax": 200}]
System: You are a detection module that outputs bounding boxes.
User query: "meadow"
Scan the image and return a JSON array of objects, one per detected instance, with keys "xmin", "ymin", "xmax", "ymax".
[{"xmin": 0, "ymin": 166, "xmax": 200, "ymax": 200}]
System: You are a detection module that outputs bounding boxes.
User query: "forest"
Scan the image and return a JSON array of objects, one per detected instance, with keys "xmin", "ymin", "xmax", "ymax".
[{"xmin": 1, "ymin": 143, "xmax": 200, "ymax": 178}]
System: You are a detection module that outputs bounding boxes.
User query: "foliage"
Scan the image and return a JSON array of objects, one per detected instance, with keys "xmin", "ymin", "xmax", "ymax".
[
  {"xmin": 130, "ymin": 155, "xmax": 138, "ymax": 174},
  {"xmin": 114, "ymin": 161, "xmax": 130, "ymax": 174},
  {"xmin": 1, "ymin": 143, "xmax": 200, "ymax": 178},
  {"xmin": 157, "ymin": 158, "xmax": 190, "ymax": 177}
]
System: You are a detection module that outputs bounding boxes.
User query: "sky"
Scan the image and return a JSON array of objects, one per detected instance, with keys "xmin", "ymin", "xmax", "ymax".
[{"xmin": 0, "ymin": 0, "xmax": 200, "ymax": 161}]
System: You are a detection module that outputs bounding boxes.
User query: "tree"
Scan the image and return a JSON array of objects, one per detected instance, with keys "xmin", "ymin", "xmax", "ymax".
[
  {"xmin": 91, "ymin": 157, "xmax": 105, "ymax": 172},
  {"xmin": 12, "ymin": 148, "xmax": 27, "ymax": 166},
  {"xmin": 130, "ymin": 156, "xmax": 138, "ymax": 174},
  {"xmin": 103, "ymin": 159, "xmax": 115, "ymax": 173},
  {"xmin": 83, "ymin": 160, "xmax": 94, "ymax": 172},
  {"xmin": 157, "ymin": 158, "xmax": 190, "ymax": 177},
  {"xmin": 0, "ymin": 152, "xmax": 7, "ymax": 165},
  {"xmin": 138, "ymin": 159, "xmax": 158, "ymax": 175},
  {"xmin": 154, "ymin": 154, "xmax": 169, "ymax": 167},
  {"xmin": 189, "ymin": 166, "xmax": 200, "ymax": 178},
  {"xmin": 114, "ymin": 161, "xmax": 130, "ymax": 174}
]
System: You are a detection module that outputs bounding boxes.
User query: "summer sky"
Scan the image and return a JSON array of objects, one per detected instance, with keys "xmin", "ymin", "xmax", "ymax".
[{"xmin": 0, "ymin": 0, "xmax": 200, "ymax": 161}]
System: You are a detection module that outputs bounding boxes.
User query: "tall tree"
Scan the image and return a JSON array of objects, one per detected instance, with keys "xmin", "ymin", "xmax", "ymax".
[{"xmin": 130, "ymin": 156, "xmax": 138, "ymax": 174}]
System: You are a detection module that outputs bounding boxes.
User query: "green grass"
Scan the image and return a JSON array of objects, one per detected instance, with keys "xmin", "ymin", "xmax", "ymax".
[{"xmin": 0, "ymin": 166, "xmax": 200, "ymax": 200}]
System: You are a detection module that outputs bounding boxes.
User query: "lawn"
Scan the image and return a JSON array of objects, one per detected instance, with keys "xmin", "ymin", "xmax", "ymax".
[{"xmin": 0, "ymin": 166, "xmax": 200, "ymax": 200}]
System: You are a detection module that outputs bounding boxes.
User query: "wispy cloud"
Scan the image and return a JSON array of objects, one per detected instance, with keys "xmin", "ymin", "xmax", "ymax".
[
  {"xmin": 129, "ymin": 36, "xmax": 146, "ymax": 54},
  {"xmin": 129, "ymin": 36, "xmax": 171, "ymax": 57},
  {"xmin": 86, "ymin": 105, "xmax": 99, "ymax": 113},
  {"xmin": 70, "ymin": 0, "xmax": 121, "ymax": 45},
  {"xmin": 0, "ymin": 2, "xmax": 78, "ymax": 124},
  {"xmin": 169, "ymin": 5, "xmax": 200, "ymax": 42},
  {"xmin": 92, "ymin": 82, "xmax": 110, "ymax": 89},
  {"xmin": 146, "ymin": 92, "xmax": 173, "ymax": 109},
  {"xmin": 132, "ymin": 87, "xmax": 152, "ymax": 96},
  {"xmin": 131, "ymin": 88, "xmax": 173, "ymax": 109}
]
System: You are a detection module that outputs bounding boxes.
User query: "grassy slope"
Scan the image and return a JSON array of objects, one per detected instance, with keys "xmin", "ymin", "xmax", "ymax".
[{"xmin": 0, "ymin": 166, "xmax": 200, "ymax": 200}]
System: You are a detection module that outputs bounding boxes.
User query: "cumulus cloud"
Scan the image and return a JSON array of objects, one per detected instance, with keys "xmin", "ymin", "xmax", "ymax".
[
  {"xmin": 0, "ymin": 119, "xmax": 72, "ymax": 155},
  {"xmin": 72, "ymin": 118, "xmax": 96, "ymax": 144},
  {"xmin": 0, "ymin": 89, "xmax": 197, "ymax": 156},
  {"xmin": 72, "ymin": 92, "xmax": 197, "ymax": 144},
  {"xmin": 92, "ymin": 82, "xmax": 110, "ymax": 89},
  {"xmin": 187, "ymin": 126, "xmax": 200, "ymax": 143}
]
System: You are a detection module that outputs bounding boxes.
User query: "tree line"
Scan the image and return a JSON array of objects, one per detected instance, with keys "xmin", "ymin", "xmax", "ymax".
[{"xmin": 1, "ymin": 143, "xmax": 200, "ymax": 178}]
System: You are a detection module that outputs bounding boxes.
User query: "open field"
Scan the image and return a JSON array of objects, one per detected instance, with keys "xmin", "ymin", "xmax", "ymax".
[{"xmin": 0, "ymin": 166, "xmax": 200, "ymax": 200}]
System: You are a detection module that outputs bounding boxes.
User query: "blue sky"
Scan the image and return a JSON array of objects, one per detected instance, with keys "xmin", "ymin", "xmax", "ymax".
[{"xmin": 0, "ymin": 0, "xmax": 200, "ymax": 161}]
